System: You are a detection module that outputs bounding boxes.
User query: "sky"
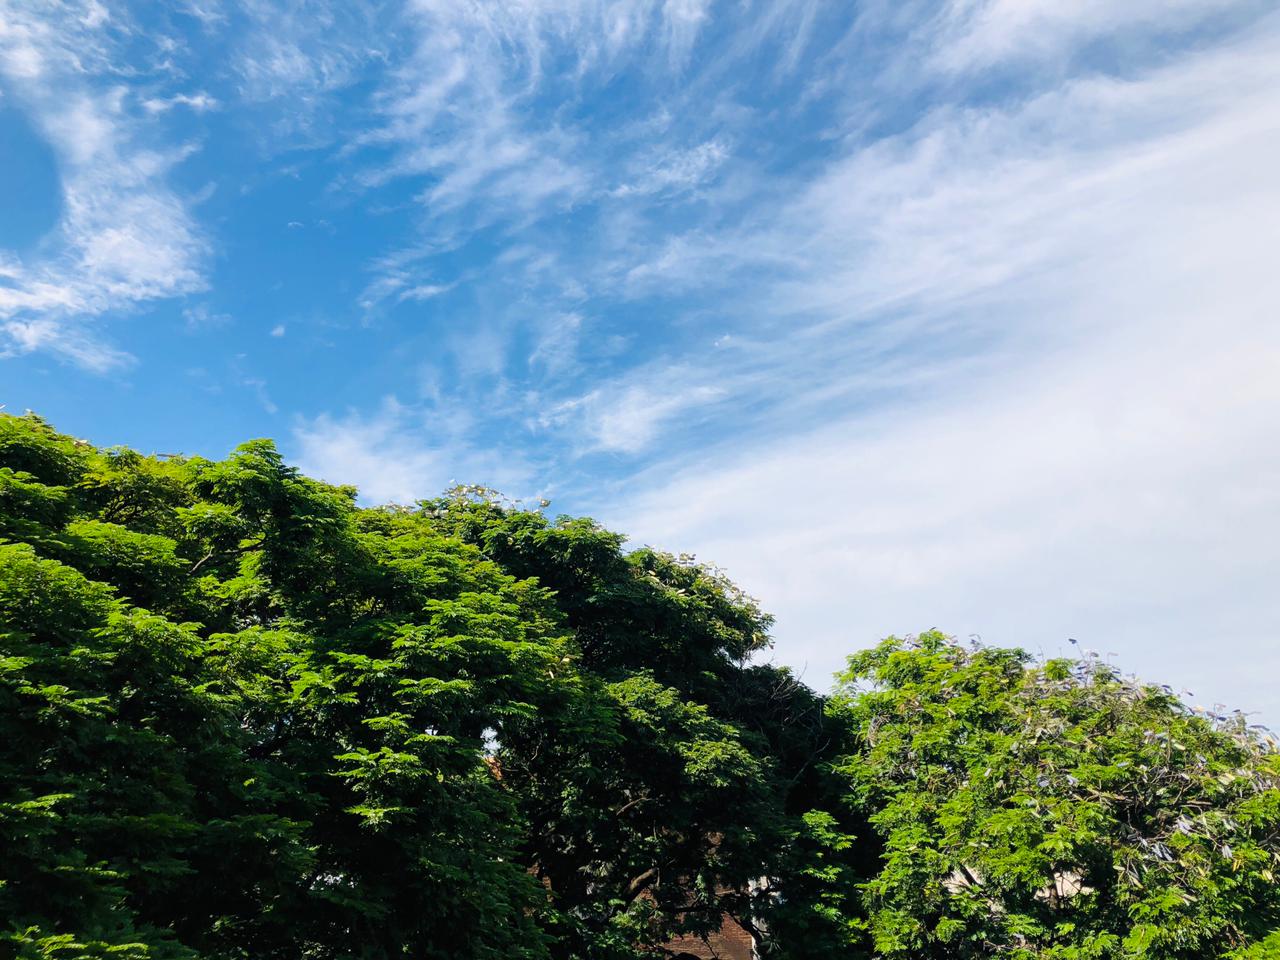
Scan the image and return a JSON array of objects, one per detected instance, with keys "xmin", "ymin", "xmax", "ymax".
[{"xmin": 2, "ymin": 0, "xmax": 1279, "ymax": 718}]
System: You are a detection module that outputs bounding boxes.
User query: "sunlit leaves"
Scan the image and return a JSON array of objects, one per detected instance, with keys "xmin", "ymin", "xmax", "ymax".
[
  {"xmin": 8, "ymin": 409, "xmax": 1273, "ymax": 960},
  {"xmin": 832, "ymin": 632, "xmax": 1280, "ymax": 959}
]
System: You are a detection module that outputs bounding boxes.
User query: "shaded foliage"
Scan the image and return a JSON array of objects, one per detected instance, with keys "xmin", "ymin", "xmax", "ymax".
[{"xmin": 422, "ymin": 489, "xmax": 851, "ymax": 955}]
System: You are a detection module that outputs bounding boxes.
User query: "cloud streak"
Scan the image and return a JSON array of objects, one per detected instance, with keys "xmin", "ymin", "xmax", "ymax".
[
  {"xmin": 0, "ymin": 0, "xmax": 207, "ymax": 370},
  {"xmin": 4, "ymin": 0, "xmax": 1275, "ymax": 720},
  {"xmin": 292, "ymin": 397, "xmax": 539, "ymax": 506},
  {"xmin": 599, "ymin": 9, "xmax": 1280, "ymax": 717}
]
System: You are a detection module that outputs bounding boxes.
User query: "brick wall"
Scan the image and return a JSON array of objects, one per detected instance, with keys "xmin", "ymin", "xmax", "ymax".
[{"xmin": 661, "ymin": 914, "xmax": 754, "ymax": 959}]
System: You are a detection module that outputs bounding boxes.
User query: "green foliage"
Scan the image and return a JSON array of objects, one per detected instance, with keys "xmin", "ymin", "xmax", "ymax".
[
  {"xmin": 428, "ymin": 490, "xmax": 838, "ymax": 956},
  {"xmin": 0, "ymin": 414, "xmax": 833, "ymax": 960},
  {"xmin": 5, "ymin": 412, "xmax": 1277, "ymax": 960},
  {"xmin": 0, "ymin": 415, "xmax": 556, "ymax": 959},
  {"xmin": 831, "ymin": 632, "xmax": 1280, "ymax": 959}
]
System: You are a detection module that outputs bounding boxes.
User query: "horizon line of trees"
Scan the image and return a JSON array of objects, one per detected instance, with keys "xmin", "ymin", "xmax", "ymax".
[{"xmin": 2, "ymin": 410, "xmax": 1278, "ymax": 960}]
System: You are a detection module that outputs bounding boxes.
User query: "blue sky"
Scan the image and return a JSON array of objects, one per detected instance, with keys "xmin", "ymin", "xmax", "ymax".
[{"xmin": 3, "ymin": 0, "xmax": 1279, "ymax": 717}]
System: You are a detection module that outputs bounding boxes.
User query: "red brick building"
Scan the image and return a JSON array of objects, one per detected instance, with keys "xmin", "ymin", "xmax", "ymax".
[{"xmin": 661, "ymin": 914, "xmax": 755, "ymax": 959}]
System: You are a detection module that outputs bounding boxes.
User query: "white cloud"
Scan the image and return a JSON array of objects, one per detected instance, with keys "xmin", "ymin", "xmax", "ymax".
[
  {"xmin": 528, "ymin": 312, "xmax": 583, "ymax": 375},
  {"xmin": 611, "ymin": 138, "xmax": 730, "ymax": 197},
  {"xmin": 293, "ymin": 401, "xmax": 449, "ymax": 505},
  {"xmin": 292, "ymin": 398, "xmax": 539, "ymax": 506},
  {"xmin": 611, "ymin": 14, "xmax": 1280, "ymax": 394},
  {"xmin": 357, "ymin": 247, "xmax": 460, "ymax": 314},
  {"xmin": 231, "ymin": 1, "xmax": 370, "ymax": 103},
  {"xmin": 141, "ymin": 91, "xmax": 218, "ymax": 114},
  {"xmin": 339, "ymin": 0, "xmax": 855, "ymax": 328},
  {"xmin": 0, "ymin": 39, "xmax": 43, "ymax": 79},
  {"xmin": 358, "ymin": 6, "xmax": 594, "ymax": 221},
  {"xmin": 349, "ymin": 0, "xmax": 734, "ymax": 293},
  {"xmin": 601, "ymin": 13, "xmax": 1280, "ymax": 718},
  {"xmin": 183, "ymin": 304, "xmax": 232, "ymax": 330},
  {"xmin": 931, "ymin": 0, "xmax": 1246, "ymax": 72},
  {"xmin": 0, "ymin": 1, "xmax": 208, "ymax": 369},
  {"xmin": 547, "ymin": 375, "xmax": 725, "ymax": 453},
  {"xmin": 243, "ymin": 377, "xmax": 278, "ymax": 415},
  {"xmin": 0, "ymin": 313, "xmax": 132, "ymax": 371},
  {"xmin": 398, "ymin": 284, "xmax": 452, "ymax": 303}
]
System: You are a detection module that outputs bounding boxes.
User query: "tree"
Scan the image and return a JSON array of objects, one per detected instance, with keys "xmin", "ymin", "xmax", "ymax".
[
  {"xmin": 1, "ymin": 413, "xmax": 834, "ymax": 959},
  {"xmin": 830, "ymin": 632, "xmax": 1280, "ymax": 959},
  {"xmin": 0, "ymin": 414, "xmax": 557, "ymax": 959},
  {"xmin": 425, "ymin": 490, "xmax": 847, "ymax": 956},
  {"xmin": 7, "ymin": 412, "xmax": 1277, "ymax": 960}
]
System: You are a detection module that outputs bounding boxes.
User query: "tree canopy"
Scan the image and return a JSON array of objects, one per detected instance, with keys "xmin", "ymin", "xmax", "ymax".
[
  {"xmin": 2, "ymin": 411, "xmax": 1277, "ymax": 959},
  {"xmin": 832, "ymin": 634, "xmax": 1280, "ymax": 959}
]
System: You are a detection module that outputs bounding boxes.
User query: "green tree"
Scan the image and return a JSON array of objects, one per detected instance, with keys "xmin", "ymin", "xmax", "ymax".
[
  {"xmin": 8, "ymin": 412, "xmax": 1277, "ymax": 960},
  {"xmin": 0, "ymin": 414, "xmax": 556, "ymax": 959},
  {"xmin": 831, "ymin": 632, "xmax": 1280, "ymax": 959},
  {"xmin": 1, "ymin": 413, "xmax": 832, "ymax": 960},
  {"xmin": 427, "ymin": 490, "xmax": 847, "ymax": 956}
]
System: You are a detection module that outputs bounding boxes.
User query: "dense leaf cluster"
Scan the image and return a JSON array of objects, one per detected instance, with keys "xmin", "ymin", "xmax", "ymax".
[
  {"xmin": 0, "ymin": 414, "xmax": 844, "ymax": 959},
  {"xmin": 2, "ymin": 412, "xmax": 1277, "ymax": 959},
  {"xmin": 833, "ymin": 634, "xmax": 1280, "ymax": 959}
]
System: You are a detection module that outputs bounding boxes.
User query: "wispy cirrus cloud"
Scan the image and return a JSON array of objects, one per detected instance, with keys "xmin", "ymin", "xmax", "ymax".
[
  {"xmin": 356, "ymin": 3, "xmax": 598, "ymax": 216},
  {"xmin": 141, "ymin": 91, "xmax": 218, "ymax": 114},
  {"xmin": 928, "ymin": 0, "xmax": 1257, "ymax": 72},
  {"xmin": 346, "ymin": 0, "xmax": 752, "ymax": 309},
  {"xmin": 598, "ymin": 7, "xmax": 1280, "ymax": 716},
  {"xmin": 600, "ymin": 10, "xmax": 1280, "ymax": 418},
  {"xmin": 610, "ymin": 138, "xmax": 730, "ymax": 198},
  {"xmin": 5, "ymin": 0, "xmax": 1270, "ymax": 718},
  {"xmin": 527, "ymin": 312, "xmax": 583, "ymax": 376},
  {"xmin": 0, "ymin": 0, "xmax": 208, "ymax": 370},
  {"xmin": 229, "ymin": 0, "xmax": 379, "ymax": 103},
  {"xmin": 544, "ymin": 375, "xmax": 726, "ymax": 455},
  {"xmin": 293, "ymin": 396, "xmax": 539, "ymax": 506}
]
